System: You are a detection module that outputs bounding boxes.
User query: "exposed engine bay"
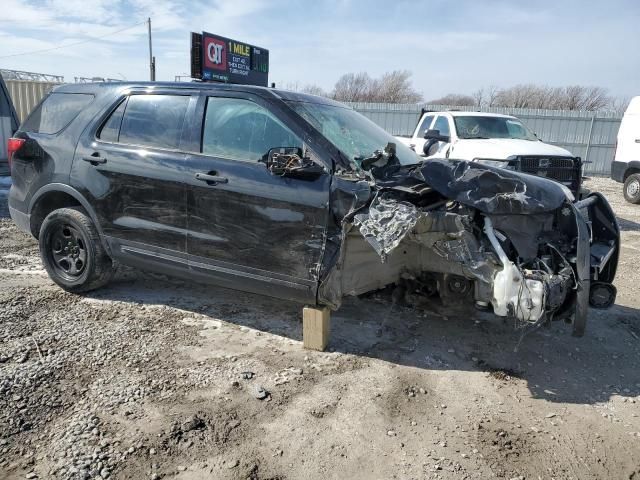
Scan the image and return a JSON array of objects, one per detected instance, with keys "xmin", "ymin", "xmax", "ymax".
[{"xmin": 319, "ymin": 155, "xmax": 620, "ymax": 336}]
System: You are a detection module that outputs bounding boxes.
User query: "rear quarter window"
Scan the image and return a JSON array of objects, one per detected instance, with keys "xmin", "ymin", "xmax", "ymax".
[{"xmin": 21, "ymin": 92, "xmax": 94, "ymax": 134}]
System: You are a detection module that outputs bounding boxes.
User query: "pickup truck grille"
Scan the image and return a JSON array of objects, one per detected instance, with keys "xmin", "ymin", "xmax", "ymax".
[{"xmin": 513, "ymin": 156, "xmax": 582, "ymax": 195}]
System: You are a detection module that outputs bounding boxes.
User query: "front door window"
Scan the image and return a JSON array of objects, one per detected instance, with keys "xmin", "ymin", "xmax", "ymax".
[{"xmin": 202, "ymin": 97, "xmax": 302, "ymax": 162}]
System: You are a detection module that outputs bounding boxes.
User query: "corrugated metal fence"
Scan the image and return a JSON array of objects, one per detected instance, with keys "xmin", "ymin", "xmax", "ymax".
[
  {"xmin": 350, "ymin": 103, "xmax": 622, "ymax": 176},
  {"xmin": 6, "ymin": 79, "xmax": 61, "ymax": 123}
]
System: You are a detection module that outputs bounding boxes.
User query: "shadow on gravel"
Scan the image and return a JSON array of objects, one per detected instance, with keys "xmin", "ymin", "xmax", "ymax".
[
  {"xmin": 617, "ymin": 216, "xmax": 640, "ymax": 232},
  {"xmin": 85, "ymin": 270, "xmax": 640, "ymax": 408}
]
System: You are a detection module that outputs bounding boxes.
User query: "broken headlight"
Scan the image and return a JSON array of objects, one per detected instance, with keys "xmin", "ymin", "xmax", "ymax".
[{"xmin": 473, "ymin": 158, "xmax": 511, "ymax": 169}]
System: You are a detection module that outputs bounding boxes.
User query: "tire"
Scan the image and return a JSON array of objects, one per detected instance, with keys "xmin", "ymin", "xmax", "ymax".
[
  {"xmin": 39, "ymin": 207, "xmax": 114, "ymax": 292},
  {"xmin": 423, "ymin": 139, "xmax": 438, "ymax": 157},
  {"xmin": 623, "ymin": 173, "xmax": 640, "ymax": 204}
]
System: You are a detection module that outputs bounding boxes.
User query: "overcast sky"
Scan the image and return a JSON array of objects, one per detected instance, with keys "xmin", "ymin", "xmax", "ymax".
[{"xmin": 0, "ymin": 0, "xmax": 638, "ymax": 100}]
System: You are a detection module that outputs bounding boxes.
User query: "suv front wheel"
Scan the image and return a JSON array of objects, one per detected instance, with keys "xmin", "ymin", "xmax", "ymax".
[
  {"xmin": 39, "ymin": 207, "xmax": 115, "ymax": 292},
  {"xmin": 624, "ymin": 173, "xmax": 640, "ymax": 204}
]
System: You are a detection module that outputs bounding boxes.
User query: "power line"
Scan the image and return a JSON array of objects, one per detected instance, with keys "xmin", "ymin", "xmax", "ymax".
[{"xmin": 0, "ymin": 21, "xmax": 146, "ymax": 59}]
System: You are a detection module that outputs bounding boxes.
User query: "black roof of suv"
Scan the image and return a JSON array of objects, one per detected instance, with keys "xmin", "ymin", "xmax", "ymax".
[{"xmin": 50, "ymin": 80, "xmax": 346, "ymax": 106}]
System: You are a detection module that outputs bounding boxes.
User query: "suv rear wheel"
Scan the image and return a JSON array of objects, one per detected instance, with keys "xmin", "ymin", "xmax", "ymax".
[
  {"xmin": 39, "ymin": 207, "xmax": 115, "ymax": 292},
  {"xmin": 624, "ymin": 173, "xmax": 640, "ymax": 204}
]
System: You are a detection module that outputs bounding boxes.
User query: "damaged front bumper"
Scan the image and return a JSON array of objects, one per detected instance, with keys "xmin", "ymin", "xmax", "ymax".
[{"xmin": 318, "ymin": 159, "xmax": 619, "ymax": 337}]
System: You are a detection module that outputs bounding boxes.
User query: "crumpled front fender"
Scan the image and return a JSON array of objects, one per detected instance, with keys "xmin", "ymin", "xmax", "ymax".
[
  {"xmin": 571, "ymin": 192, "xmax": 620, "ymax": 336},
  {"xmin": 571, "ymin": 202, "xmax": 591, "ymax": 337}
]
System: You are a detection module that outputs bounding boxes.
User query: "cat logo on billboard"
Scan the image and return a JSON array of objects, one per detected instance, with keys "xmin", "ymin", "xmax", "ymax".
[{"xmin": 204, "ymin": 36, "xmax": 226, "ymax": 71}]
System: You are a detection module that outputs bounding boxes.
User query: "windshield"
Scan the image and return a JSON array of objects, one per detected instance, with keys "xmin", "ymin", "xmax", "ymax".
[
  {"xmin": 453, "ymin": 116, "xmax": 538, "ymax": 141},
  {"xmin": 286, "ymin": 101, "xmax": 421, "ymax": 168}
]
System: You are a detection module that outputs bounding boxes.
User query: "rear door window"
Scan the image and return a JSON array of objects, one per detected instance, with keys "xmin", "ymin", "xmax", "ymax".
[
  {"xmin": 21, "ymin": 93, "xmax": 94, "ymax": 134},
  {"xmin": 201, "ymin": 97, "xmax": 302, "ymax": 162},
  {"xmin": 118, "ymin": 94, "xmax": 190, "ymax": 150}
]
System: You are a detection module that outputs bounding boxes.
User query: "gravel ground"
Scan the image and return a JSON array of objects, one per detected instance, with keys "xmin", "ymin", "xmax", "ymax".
[{"xmin": 0, "ymin": 177, "xmax": 639, "ymax": 480}]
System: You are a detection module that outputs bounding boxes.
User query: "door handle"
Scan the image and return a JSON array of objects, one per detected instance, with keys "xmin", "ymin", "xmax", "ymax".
[
  {"xmin": 195, "ymin": 172, "xmax": 228, "ymax": 185},
  {"xmin": 82, "ymin": 153, "xmax": 107, "ymax": 165}
]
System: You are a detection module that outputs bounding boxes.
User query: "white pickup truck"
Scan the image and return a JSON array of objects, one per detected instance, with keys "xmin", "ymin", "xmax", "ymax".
[{"xmin": 396, "ymin": 111, "xmax": 583, "ymax": 196}]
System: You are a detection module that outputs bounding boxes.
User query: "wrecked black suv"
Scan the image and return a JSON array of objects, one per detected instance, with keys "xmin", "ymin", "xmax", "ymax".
[{"xmin": 8, "ymin": 82, "xmax": 620, "ymax": 336}]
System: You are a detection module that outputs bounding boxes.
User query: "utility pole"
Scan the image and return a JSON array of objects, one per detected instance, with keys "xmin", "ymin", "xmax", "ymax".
[{"xmin": 147, "ymin": 17, "xmax": 155, "ymax": 81}]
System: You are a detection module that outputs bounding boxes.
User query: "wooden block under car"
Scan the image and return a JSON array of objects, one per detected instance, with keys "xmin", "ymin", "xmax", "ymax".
[{"xmin": 302, "ymin": 306, "xmax": 331, "ymax": 351}]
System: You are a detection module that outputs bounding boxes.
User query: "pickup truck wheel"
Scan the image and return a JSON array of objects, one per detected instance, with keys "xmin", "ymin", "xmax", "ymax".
[
  {"xmin": 39, "ymin": 207, "xmax": 114, "ymax": 292},
  {"xmin": 623, "ymin": 173, "xmax": 640, "ymax": 204}
]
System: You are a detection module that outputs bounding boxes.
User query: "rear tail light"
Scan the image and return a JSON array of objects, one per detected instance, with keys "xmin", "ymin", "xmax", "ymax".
[{"xmin": 7, "ymin": 137, "xmax": 25, "ymax": 172}]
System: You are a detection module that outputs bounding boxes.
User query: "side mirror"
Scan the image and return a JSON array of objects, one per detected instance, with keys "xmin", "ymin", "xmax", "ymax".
[
  {"xmin": 424, "ymin": 129, "xmax": 450, "ymax": 143},
  {"xmin": 265, "ymin": 147, "xmax": 325, "ymax": 180}
]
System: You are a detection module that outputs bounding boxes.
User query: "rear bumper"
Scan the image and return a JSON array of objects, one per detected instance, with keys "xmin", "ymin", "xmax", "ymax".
[{"xmin": 8, "ymin": 205, "xmax": 31, "ymax": 235}]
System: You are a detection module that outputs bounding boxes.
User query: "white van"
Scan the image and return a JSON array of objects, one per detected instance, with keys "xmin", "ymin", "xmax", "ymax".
[{"xmin": 611, "ymin": 96, "xmax": 640, "ymax": 203}]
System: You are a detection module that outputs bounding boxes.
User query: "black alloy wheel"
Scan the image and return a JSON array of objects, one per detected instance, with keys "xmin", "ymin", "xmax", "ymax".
[
  {"xmin": 39, "ymin": 207, "xmax": 115, "ymax": 292},
  {"xmin": 46, "ymin": 223, "xmax": 88, "ymax": 281}
]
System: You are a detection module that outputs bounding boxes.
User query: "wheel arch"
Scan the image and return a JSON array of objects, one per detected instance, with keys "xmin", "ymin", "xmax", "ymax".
[
  {"xmin": 623, "ymin": 161, "xmax": 640, "ymax": 181},
  {"xmin": 28, "ymin": 183, "xmax": 111, "ymax": 254}
]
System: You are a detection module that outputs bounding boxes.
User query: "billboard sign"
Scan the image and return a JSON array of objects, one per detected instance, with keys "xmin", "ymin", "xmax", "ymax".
[{"xmin": 190, "ymin": 32, "xmax": 269, "ymax": 87}]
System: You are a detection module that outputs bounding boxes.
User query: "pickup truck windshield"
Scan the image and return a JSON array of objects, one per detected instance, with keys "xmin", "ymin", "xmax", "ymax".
[
  {"xmin": 287, "ymin": 101, "xmax": 421, "ymax": 168},
  {"xmin": 454, "ymin": 116, "xmax": 538, "ymax": 141}
]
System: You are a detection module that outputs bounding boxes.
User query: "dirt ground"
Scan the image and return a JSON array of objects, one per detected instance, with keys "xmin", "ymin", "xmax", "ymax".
[{"xmin": 0, "ymin": 177, "xmax": 639, "ymax": 480}]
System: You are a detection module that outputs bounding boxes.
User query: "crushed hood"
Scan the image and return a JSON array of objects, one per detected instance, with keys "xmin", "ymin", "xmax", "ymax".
[
  {"xmin": 410, "ymin": 159, "xmax": 572, "ymax": 215},
  {"xmin": 348, "ymin": 158, "xmax": 572, "ymax": 262}
]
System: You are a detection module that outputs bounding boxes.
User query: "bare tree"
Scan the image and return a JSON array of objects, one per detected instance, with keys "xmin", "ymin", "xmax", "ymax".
[
  {"xmin": 611, "ymin": 96, "xmax": 631, "ymax": 116},
  {"xmin": 494, "ymin": 84, "xmax": 541, "ymax": 108},
  {"xmin": 332, "ymin": 70, "xmax": 422, "ymax": 103},
  {"xmin": 472, "ymin": 88, "xmax": 484, "ymax": 108},
  {"xmin": 332, "ymin": 72, "xmax": 374, "ymax": 102},
  {"xmin": 428, "ymin": 93, "xmax": 475, "ymax": 106},
  {"xmin": 486, "ymin": 85, "xmax": 500, "ymax": 107},
  {"xmin": 300, "ymin": 84, "xmax": 328, "ymax": 97},
  {"xmin": 493, "ymin": 84, "xmax": 612, "ymax": 111},
  {"xmin": 580, "ymin": 86, "xmax": 611, "ymax": 111},
  {"xmin": 283, "ymin": 81, "xmax": 328, "ymax": 97},
  {"xmin": 374, "ymin": 70, "xmax": 423, "ymax": 103},
  {"xmin": 282, "ymin": 81, "xmax": 302, "ymax": 92},
  {"xmin": 296, "ymin": 76, "xmax": 618, "ymax": 111}
]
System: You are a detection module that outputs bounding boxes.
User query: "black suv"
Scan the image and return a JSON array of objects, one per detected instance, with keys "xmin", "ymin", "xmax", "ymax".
[{"xmin": 8, "ymin": 82, "xmax": 620, "ymax": 336}]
